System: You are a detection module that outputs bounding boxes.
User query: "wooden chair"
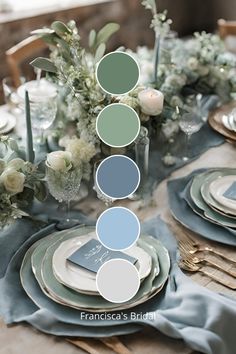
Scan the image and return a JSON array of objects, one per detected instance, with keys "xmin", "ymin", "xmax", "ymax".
[
  {"xmin": 218, "ymin": 19, "xmax": 236, "ymax": 53},
  {"xmin": 218, "ymin": 19, "xmax": 236, "ymax": 39},
  {"xmin": 6, "ymin": 35, "xmax": 47, "ymax": 87}
]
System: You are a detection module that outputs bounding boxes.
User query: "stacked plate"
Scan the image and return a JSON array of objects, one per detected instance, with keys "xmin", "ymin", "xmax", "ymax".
[
  {"xmin": 20, "ymin": 226, "xmax": 170, "ymax": 314},
  {"xmin": 0, "ymin": 107, "xmax": 16, "ymax": 134},
  {"xmin": 208, "ymin": 101, "xmax": 236, "ymax": 143},
  {"xmin": 168, "ymin": 168, "xmax": 236, "ymax": 246},
  {"xmin": 187, "ymin": 169, "xmax": 236, "ymax": 227}
]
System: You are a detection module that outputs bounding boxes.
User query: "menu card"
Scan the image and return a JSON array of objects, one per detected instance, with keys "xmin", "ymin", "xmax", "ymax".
[{"xmin": 67, "ymin": 239, "xmax": 137, "ymax": 273}]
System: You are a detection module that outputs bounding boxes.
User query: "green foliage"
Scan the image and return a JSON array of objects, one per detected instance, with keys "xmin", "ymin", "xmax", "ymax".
[{"xmin": 30, "ymin": 57, "xmax": 57, "ymax": 73}]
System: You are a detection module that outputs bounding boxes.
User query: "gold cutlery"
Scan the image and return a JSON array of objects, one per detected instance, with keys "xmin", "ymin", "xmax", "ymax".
[
  {"xmin": 175, "ymin": 226, "xmax": 236, "ymax": 264},
  {"xmin": 101, "ymin": 337, "xmax": 133, "ymax": 354},
  {"xmin": 67, "ymin": 338, "xmax": 101, "ymax": 354},
  {"xmin": 179, "ymin": 259, "xmax": 236, "ymax": 290},
  {"xmin": 179, "ymin": 243, "xmax": 236, "ymax": 278}
]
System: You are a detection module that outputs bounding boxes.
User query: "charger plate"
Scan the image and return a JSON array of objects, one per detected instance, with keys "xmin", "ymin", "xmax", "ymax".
[
  {"xmin": 20, "ymin": 228, "xmax": 170, "ymax": 315},
  {"xmin": 39, "ymin": 234, "xmax": 167, "ymax": 311},
  {"xmin": 208, "ymin": 101, "xmax": 236, "ymax": 142}
]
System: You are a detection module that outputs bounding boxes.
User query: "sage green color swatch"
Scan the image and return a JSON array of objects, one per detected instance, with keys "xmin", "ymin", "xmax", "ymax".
[
  {"xmin": 96, "ymin": 103, "xmax": 140, "ymax": 147},
  {"xmin": 96, "ymin": 52, "xmax": 139, "ymax": 95}
]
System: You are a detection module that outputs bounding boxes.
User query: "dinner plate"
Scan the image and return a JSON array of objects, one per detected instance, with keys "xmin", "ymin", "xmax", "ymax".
[
  {"xmin": 0, "ymin": 116, "xmax": 8, "ymax": 130},
  {"xmin": 222, "ymin": 115, "xmax": 233, "ymax": 131},
  {"xmin": 0, "ymin": 113, "xmax": 16, "ymax": 134},
  {"xmin": 52, "ymin": 234, "xmax": 153, "ymax": 295},
  {"xmin": 190, "ymin": 170, "xmax": 236, "ymax": 228},
  {"xmin": 201, "ymin": 170, "xmax": 236, "ymax": 217},
  {"xmin": 26, "ymin": 228, "xmax": 169, "ymax": 312},
  {"xmin": 40, "ymin": 234, "xmax": 167, "ymax": 311},
  {"xmin": 209, "ymin": 175, "xmax": 236, "ymax": 214}
]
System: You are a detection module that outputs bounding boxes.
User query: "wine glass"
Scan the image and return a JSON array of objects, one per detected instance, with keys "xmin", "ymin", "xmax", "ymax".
[
  {"xmin": 46, "ymin": 166, "xmax": 82, "ymax": 228},
  {"xmin": 179, "ymin": 113, "xmax": 203, "ymax": 161},
  {"xmin": 17, "ymin": 79, "xmax": 57, "ymax": 144}
]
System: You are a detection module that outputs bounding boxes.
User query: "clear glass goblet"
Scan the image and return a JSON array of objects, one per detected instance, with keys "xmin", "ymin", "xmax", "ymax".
[
  {"xmin": 179, "ymin": 112, "xmax": 203, "ymax": 161},
  {"xmin": 93, "ymin": 160, "xmax": 115, "ymax": 206},
  {"xmin": 46, "ymin": 166, "xmax": 82, "ymax": 228}
]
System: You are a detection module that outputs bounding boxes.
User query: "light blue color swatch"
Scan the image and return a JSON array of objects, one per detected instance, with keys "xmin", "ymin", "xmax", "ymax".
[{"xmin": 96, "ymin": 207, "xmax": 140, "ymax": 250}]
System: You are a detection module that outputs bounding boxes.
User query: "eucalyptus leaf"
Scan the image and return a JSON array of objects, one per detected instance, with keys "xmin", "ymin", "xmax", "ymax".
[
  {"xmin": 96, "ymin": 23, "xmax": 120, "ymax": 47},
  {"xmin": 95, "ymin": 43, "xmax": 106, "ymax": 63},
  {"xmin": 30, "ymin": 57, "xmax": 57, "ymax": 73},
  {"xmin": 89, "ymin": 29, "xmax": 96, "ymax": 48},
  {"xmin": 55, "ymin": 37, "xmax": 71, "ymax": 61},
  {"xmin": 34, "ymin": 182, "xmax": 47, "ymax": 202},
  {"xmin": 51, "ymin": 21, "xmax": 71, "ymax": 37},
  {"xmin": 41, "ymin": 34, "xmax": 58, "ymax": 46}
]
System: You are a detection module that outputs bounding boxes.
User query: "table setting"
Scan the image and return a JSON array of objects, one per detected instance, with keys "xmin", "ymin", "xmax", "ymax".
[{"xmin": 1, "ymin": 1, "xmax": 236, "ymax": 354}]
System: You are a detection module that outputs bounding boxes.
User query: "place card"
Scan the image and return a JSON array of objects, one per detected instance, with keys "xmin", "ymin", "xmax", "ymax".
[
  {"xmin": 223, "ymin": 181, "xmax": 236, "ymax": 200},
  {"xmin": 67, "ymin": 239, "xmax": 137, "ymax": 273}
]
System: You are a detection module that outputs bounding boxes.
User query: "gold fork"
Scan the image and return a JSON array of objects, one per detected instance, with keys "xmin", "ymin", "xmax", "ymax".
[
  {"xmin": 179, "ymin": 243, "xmax": 236, "ymax": 278},
  {"xmin": 179, "ymin": 259, "xmax": 236, "ymax": 290},
  {"xmin": 176, "ymin": 226, "xmax": 236, "ymax": 264}
]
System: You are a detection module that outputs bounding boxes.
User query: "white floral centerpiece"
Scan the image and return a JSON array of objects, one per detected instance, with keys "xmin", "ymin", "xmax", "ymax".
[{"xmin": 29, "ymin": 0, "xmax": 236, "ymax": 181}]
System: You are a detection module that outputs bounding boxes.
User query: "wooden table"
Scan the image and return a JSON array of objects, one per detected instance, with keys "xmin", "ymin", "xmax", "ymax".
[{"xmin": 1, "ymin": 140, "xmax": 236, "ymax": 354}]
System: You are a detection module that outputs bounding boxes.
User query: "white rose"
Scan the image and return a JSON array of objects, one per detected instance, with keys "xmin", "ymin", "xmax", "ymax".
[
  {"xmin": 0, "ymin": 168, "xmax": 25, "ymax": 194},
  {"xmin": 138, "ymin": 88, "xmax": 164, "ymax": 116},
  {"xmin": 7, "ymin": 158, "xmax": 25, "ymax": 171},
  {"xmin": 46, "ymin": 151, "xmax": 72, "ymax": 172},
  {"xmin": 0, "ymin": 159, "xmax": 5, "ymax": 174},
  {"xmin": 187, "ymin": 57, "xmax": 199, "ymax": 70}
]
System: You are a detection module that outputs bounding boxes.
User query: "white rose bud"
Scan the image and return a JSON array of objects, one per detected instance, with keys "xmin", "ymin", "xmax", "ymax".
[
  {"xmin": 7, "ymin": 158, "xmax": 25, "ymax": 171},
  {"xmin": 46, "ymin": 151, "xmax": 72, "ymax": 172},
  {"xmin": 138, "ymin": 88, "xmax": 164, "ymax": 116},
  {"xmin": 0, "ymin": 168, "xmax": 25, "ymax": 194}
]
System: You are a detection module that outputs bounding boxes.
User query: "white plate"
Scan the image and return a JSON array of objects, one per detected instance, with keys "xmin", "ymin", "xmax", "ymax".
[
  {"xmin": 52, "ymin": 233, "xmax": 152, "ymax": 295},
  {"xmin": 0, "ymin": 114, "xmax": 16, "ymax": 134},
  {"xmin": 222, "ymin": 115, "xmax": 235, "ymax": 131},
  {"xmin": 209, "ymin": 175, "xmax": 236, "ymax": 214},
  {"xmin": 0, "ymin": 116, "xmax": 8, "ymax": 130}
]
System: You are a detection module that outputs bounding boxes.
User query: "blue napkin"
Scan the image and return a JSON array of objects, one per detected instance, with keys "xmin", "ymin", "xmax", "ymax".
[{"xmin": 1, "ymin": 215, "xmax": 236, "ymax": 354}]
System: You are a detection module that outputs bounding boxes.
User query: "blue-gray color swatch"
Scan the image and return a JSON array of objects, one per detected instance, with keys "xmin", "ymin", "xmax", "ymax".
[
  {"xmin": 96, "ymin": 207, "xmax": 140, "ymax": 250},
  {"xmin": 96, "ymin": 156, "xmax": 140, "ymax": 199}
]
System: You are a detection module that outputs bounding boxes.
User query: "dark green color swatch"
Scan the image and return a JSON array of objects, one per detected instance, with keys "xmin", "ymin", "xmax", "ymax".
[{"xmin": 96, "ymin": 52, "xmax": 139, "ymax": 95}]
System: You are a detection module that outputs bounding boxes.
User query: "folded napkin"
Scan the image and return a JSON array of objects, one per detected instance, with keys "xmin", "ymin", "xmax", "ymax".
[{"xmin": 1, "ymin": 213, "xmax": 236, "ymax": 354}]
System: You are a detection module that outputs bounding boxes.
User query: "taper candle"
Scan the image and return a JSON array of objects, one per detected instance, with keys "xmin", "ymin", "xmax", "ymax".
[{"xmin": 25, "ymin": 90, "xmax": 35, "ymax": 163}]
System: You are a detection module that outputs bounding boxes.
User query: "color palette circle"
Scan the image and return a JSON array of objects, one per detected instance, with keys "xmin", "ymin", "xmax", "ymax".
[
  {"xmin": 96, "ymin": 207, "xmax": 140, "ymax": 251},
  {"xmin": 96, "ymin": 51, "xmax": 140, "ymax": 95},
  {"xmin": 96, "ymin": 155, "xmax": 140, "ymax": 199},
  {"xmin": 96, "ymin": 259, "xmax": 140, "ymax": 303},
  {"xmin": 96, "ymin": 103, "xmax": 140, "ymax": 148}
]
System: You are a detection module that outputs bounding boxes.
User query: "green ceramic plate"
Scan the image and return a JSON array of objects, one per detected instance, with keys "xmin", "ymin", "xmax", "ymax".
[
  {"xmin": 201, "ymin": 169, "xmax": 236, "ymax": 218},
  {"xmin": 190, "ymin": 169, "xmax": 236, "ymax": 228},
  {"xmin": 24, "ymin": 227, "xmax": 169, "ymax": 312}
]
